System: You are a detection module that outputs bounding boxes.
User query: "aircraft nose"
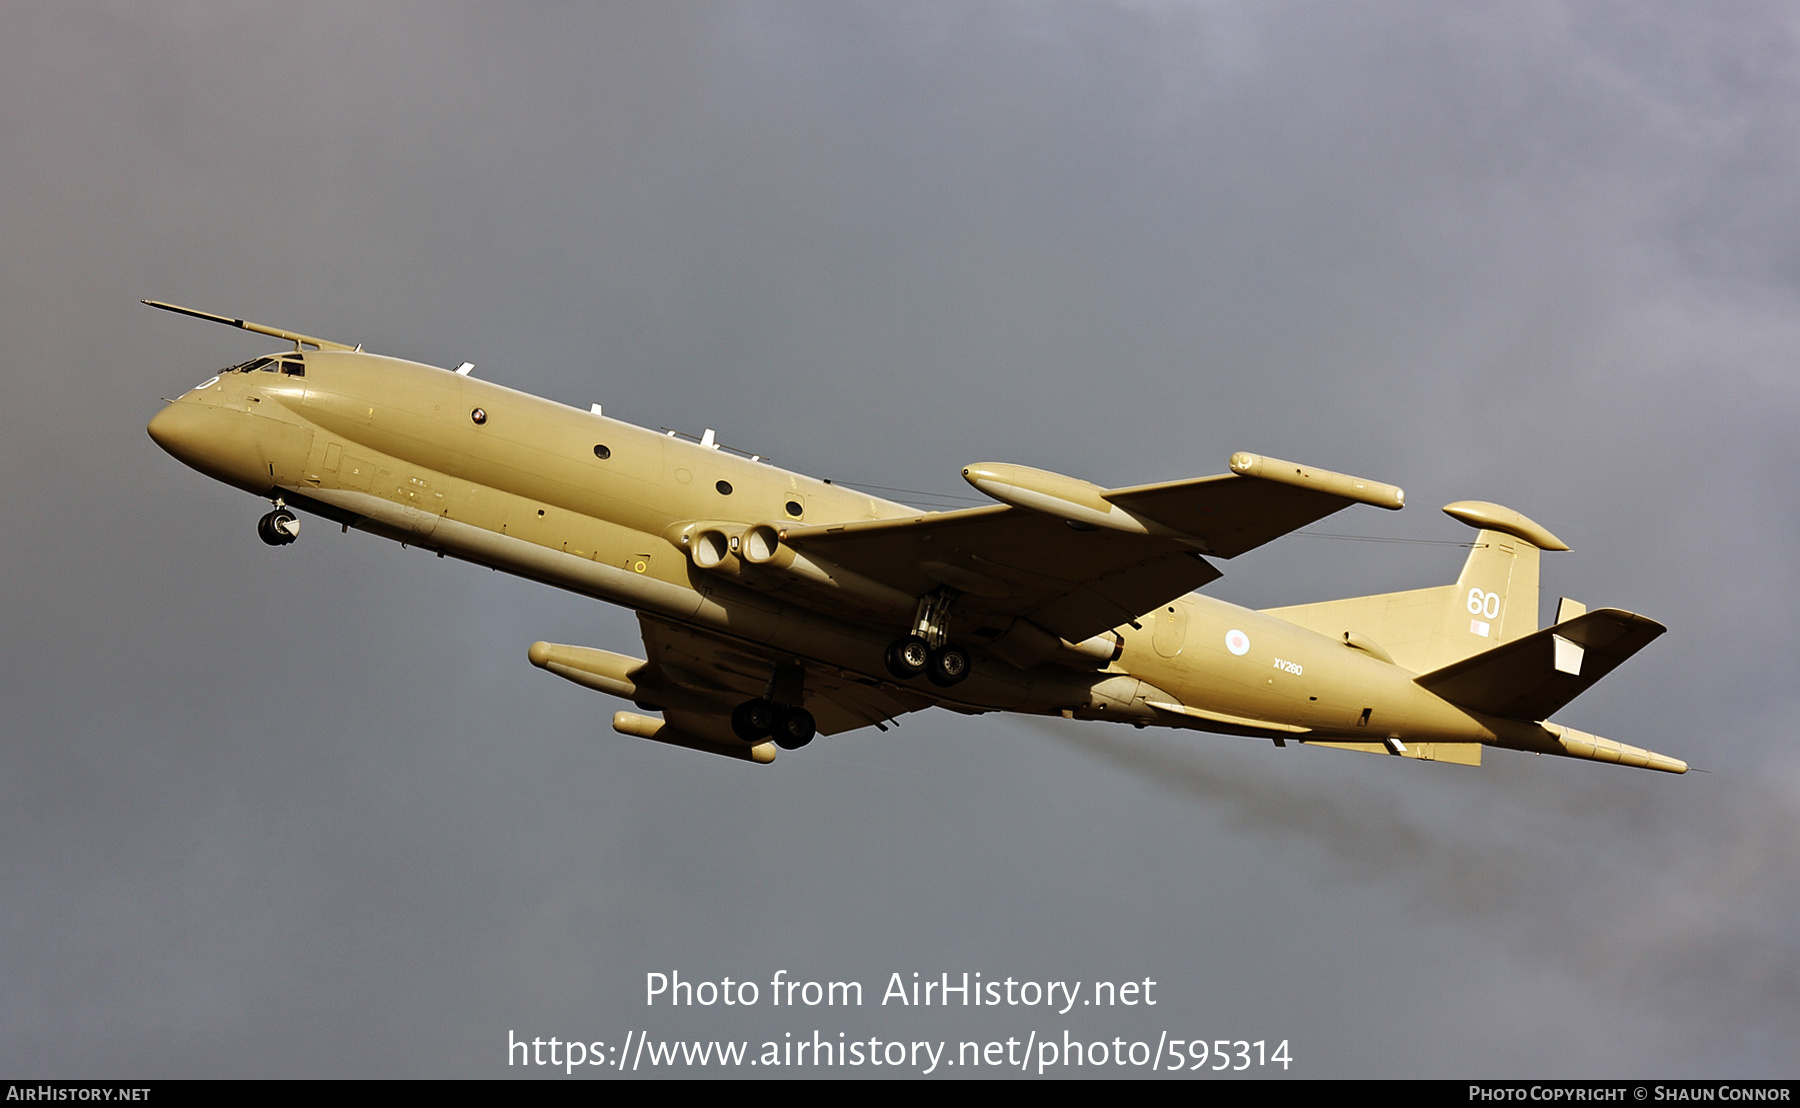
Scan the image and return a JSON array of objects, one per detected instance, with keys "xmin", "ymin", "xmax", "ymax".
[
  {"xmin": 147, "ymin": 400, "xmax": 204, "ymax": 464},
  {"xmin": 147, "ymin": 393, "xmax": 305, "ymax": 494},
  {"xmin": 147, "ymin": 398, "xmax": 249, "ymax": 483}
]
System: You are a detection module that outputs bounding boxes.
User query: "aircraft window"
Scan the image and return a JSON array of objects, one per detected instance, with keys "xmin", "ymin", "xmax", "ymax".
[
  {"xmin": 471, "ymin": 408, "xmax": 487, "ymax": 425},
  {"xmin": 715, "ymin": 480, "xmax": 733, "ymax": 495},
  {"xmin": 227, "ymin": 357, "xmax": 273, "ymax": 374},
  {"xmin": 279, "ymin": 358, "xmax": 305, "ymax": 377},
  {"xmin": 593, "ymin": 444, "xmax": 611, "ymax": 459},
  {"xmin": 785, "ymin": 500, "xmax": 803, "ymax": 517}
]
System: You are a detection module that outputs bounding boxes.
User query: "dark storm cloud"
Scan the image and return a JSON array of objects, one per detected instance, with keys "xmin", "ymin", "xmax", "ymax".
[
  {"xmin": 3, "ymin": 1, "xmax": 1797, "ymax": 1077},
  {"xmin": 1050, "ymin": 721, "xmax": 1800, "ymax": 1067}
]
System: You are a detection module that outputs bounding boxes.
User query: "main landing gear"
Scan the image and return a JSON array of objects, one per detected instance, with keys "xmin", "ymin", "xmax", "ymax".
[
  {"xmin": 883, "ymin": 636, "xmax": 970, "ymax": 687},
  {"xmin": 731, "ymin": 660, "xmax": 815, "ymax": 749},
  {"xmin": 257, "ymin": 505, "xmax": 299, "ymax": 546},
  {"xmin": 883, "ymin": 587, "xmax": 971, "ymax": 687},
  {"xmin": 730, "ymin": 698, "xmax": 816, "ymax": 750}
]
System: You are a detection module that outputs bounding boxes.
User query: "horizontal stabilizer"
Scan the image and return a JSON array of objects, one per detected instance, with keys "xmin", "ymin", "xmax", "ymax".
[{"xmin": 1416, "ymin": 608, "xmax": 1666, "ymax": 720}]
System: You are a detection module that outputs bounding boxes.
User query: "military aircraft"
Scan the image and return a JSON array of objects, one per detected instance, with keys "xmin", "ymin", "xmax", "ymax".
[{"xmin": 144, "ymin": 301, "xmax": 1685, "ymax": 774}]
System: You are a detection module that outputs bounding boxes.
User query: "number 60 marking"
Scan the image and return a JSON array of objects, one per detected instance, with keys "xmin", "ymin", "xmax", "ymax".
[{"xmin": 1467, "ymin": 588, "xmax": 1500, "ymax": 619}]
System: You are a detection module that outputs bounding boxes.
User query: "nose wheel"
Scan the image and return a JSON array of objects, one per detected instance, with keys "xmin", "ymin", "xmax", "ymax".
[{"xmin": 257, "ymin": 507, "xmax": 299, "ymax": 546}]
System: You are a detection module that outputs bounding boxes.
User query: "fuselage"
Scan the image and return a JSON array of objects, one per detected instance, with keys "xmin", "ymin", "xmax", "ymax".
[{"xmin": 148, "ymin": 348, "xmax": 1500, "ymax": 750}]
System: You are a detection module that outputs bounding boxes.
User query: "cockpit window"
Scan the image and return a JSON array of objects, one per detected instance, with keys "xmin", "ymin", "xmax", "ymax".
[{"xmin": 217, "ymin": 355, "xmax": 304, "ymax": 375}]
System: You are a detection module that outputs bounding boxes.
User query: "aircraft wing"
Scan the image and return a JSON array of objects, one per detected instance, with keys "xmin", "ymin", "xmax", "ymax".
[
  {"xmin": 638, "ymin": 615, "xmax": 935, "ymax": 737},
  {"xmin": 1101, "ymin": 472, "xmax": 1378, "ymax": 559},
  {"xmin": 782, "ymin": 458, "xmax": 1398, "ymax": 644},
  {"xmin": 779, "ymin": 505, "xmax": 1217, "ymax": 643}
]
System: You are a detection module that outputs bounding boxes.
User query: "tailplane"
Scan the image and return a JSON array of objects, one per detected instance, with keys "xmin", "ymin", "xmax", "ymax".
[
  {"xmin": 1267, "ymin": 501, "xmax": 1680, "ymax": 771},
  {"xmin": 1415, "ymin": 606, "xmax": 1666, "ymax": 720}
]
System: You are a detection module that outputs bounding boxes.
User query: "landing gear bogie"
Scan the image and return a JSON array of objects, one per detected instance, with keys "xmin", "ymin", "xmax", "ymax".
[
  {"xmin": 772, "ymin": 706, "xmax": 816, "ymax": 750},
  {"xmin": 885, "ymin": 635, "xmax": 971, "ymax": 686},
  {"xmin": 730, "ymin": 697, "xmax": 815, "ymax": 750},
  {"xmin": 730, "ymin": 698, "xmax": 776, "ymax": 742},
  {"xmin": 886, "ymin": 586, "xmax": 971, "ymax": 686},
  {"xmin": 926, "ymin": 644, "xmax": 971, "ymax": 687},
  {"xmin": 884, "ymin": 635, "xmax": 931, "ymax": 680}
]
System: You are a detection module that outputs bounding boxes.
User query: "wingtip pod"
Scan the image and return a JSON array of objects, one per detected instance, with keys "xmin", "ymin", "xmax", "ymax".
[
  {"xmin": 1541, "ymin": 723, "xmax": 1687, "ymax": 775},
  {"xmin": 1228, "ymin": 452, "xmax": 1405, "ymax": 510}
]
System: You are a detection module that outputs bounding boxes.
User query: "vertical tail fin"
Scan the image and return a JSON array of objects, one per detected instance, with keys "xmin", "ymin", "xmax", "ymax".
[
  {"xmin": 1262, "ymin": 500, "xmax": 1569, "ymax": 673},
  {"xmin": 1441, "ymin": 500, "xmax": 1566, "ymax": 650}
]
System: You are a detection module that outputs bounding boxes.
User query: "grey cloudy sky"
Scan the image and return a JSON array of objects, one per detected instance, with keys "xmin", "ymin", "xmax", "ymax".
[{"xmin": 3, "ymin": 2, "xmax": 1797, "ymax": 1077}]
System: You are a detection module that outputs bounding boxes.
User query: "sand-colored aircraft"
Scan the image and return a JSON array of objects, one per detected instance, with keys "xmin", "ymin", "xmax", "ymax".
[{"xmin": 145, "ymin": 301, "xmax": 1684, "ymax": 773}]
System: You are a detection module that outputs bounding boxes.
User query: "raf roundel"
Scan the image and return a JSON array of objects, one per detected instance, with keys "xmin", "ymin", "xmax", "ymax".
[{"xmin": 1225, "ymin": 629, "xmax": 1251, "ymax": 656}]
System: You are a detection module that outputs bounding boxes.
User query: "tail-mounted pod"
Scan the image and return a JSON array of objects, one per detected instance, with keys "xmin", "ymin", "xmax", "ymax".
[{"xmin": 1541, "ymin": 723, "xmax": 1687, "ymax": 775}]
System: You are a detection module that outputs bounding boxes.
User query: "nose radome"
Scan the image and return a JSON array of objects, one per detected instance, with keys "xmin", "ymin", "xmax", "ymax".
[
  {"xmin": 147, "ymin": 394, "xmax": 307, "ymax": 495},
  {"xmin": 147, "ymin": 401, "xmax": 198, "ymax": 461},
  {"xmin": 146, "ymin": 399, "xmax": 239, "ymax": 480}
]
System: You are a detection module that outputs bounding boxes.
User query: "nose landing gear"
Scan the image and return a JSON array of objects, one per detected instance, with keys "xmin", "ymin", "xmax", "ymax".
[{"xmin": 257, "ymin": 506, "xmax": 300, "ymax": 546}]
